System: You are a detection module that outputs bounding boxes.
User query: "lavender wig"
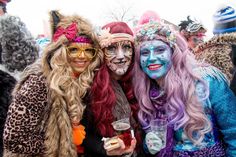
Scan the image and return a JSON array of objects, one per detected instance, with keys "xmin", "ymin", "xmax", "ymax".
[{"xmin": 133, "ymin": 12, "xmax": 211, "ymax": 144}]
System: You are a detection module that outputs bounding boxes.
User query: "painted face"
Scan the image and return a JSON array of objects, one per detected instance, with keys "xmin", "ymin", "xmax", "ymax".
[
  {"xmin": 104, "ymin": 41, "xmax": 133, "ymax": 77},
  {"xmin": 67, "ymin": 42, "xmax": 96, "ymax": 75},
  {"xmin": 140, "ymin": 40, "xmax": 172, "ymax": 80},
  {"xmin": 188, "ymin": 33, "xmax": 205, "ymax": 49}
]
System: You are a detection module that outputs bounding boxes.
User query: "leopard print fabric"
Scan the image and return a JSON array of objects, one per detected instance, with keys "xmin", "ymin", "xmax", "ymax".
[
  {"xmin": 3, "ymin": 74, "xmax": 48, "ymax": 155},
  {"xmin": 195, "ymin": 44, "xmax": 233, "ymax": 81},
  {"xmin": 194, "ymin": 33, "xmax": 236, "ymax": 81}
]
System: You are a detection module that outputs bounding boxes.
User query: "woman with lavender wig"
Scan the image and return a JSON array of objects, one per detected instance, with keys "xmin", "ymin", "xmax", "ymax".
[{"xmin": 133, "ymin": 11, "xmax": 236, "ymax": 157}]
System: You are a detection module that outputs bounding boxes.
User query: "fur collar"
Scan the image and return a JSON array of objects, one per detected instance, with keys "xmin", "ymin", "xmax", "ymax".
[
  {"xmin": 194, "ymin": 32, "xmax": 236, "ymax": 54},
  {"xmin": 10, "ymin": 61, "xmax": 77, "ymax": 157},
  {"xmin": 0, "ymin": 64, "xmax": 21, "ymax": 81}
]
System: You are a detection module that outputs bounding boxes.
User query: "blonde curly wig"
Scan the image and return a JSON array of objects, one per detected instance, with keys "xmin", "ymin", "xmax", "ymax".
[{"xmin": 41, "ymin": 11, "xmax": 103, "ymax": 156}]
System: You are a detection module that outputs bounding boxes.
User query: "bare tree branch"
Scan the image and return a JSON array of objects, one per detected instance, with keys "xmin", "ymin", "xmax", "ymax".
[{"xmin": 104, "ymin": 1, "xmax": 137, "ymax": 26}]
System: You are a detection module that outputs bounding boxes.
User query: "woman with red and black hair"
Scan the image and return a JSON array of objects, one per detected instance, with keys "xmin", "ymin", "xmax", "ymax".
[{"xmin": 81, "ymin": 22, "xmax": 143, "ymax": 157}]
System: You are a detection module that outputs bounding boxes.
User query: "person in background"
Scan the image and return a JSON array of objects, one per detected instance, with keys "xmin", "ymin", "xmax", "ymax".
[
  {"xmin": 36, "ymin": 19, "xmax": 51, "ymax": 58},
  {"xmin": 0, "ymin": 0, "xmax": 10, "ymax": 16},
  {"xmin": 0, "ymin": 0, "xmax": 10, "ymax": 64},
  {"xmin": 36, "ymin": 34, "xmax": 50, "ymax": 58},
  {"xmin": 3, "ymin": 10, "xmax": 103, "ymax": 157},
  {"xmin": 194, "ymin": 5, "xmax": 236, "ymax": 94},
  {"xmin": 133, "ymin": 10, "xmax": 236, "ymax": 157},
  {"xmin": 81, "ymin": 21, "xmax": 143, "ymax": 157},
  {"xmin": 179, "ymin": 16, "xmax": 207, "ymax": 50},
  {"xmin": 0, "ymin": 0, "xmax": 39, "ymax": 156}
]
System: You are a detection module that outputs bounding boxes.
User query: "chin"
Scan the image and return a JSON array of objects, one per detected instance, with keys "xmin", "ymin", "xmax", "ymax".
[
  {"xmin": 117, "ymin": 72, "xmax": 125, "ymax": 76},
  {"xmin": 116, "ymin": 70, "xmax": 127, "ymax": 76},
  {"xmin": 73, "ymin": 68, "xmax": 86, "ymax": 74}
]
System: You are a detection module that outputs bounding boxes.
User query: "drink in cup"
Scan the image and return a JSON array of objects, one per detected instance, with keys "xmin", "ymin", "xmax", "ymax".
[{"xmin": 112, "ymin": 118, "xmax": 133, "ymax": 147}]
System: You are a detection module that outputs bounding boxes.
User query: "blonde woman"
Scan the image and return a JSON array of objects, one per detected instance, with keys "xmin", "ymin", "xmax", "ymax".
[{"xmin": 3, "ymin": 11, "xmax": 103, "ymax": 157}]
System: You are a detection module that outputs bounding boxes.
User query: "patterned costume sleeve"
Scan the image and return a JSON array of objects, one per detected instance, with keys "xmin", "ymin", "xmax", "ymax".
[
  {"xmin": 3, "ymin": 74, "xmax": 48, "ymax": 155},
  {"xmin": 208, "ymin": 76, "xmax": 236, "ymax": 157}
]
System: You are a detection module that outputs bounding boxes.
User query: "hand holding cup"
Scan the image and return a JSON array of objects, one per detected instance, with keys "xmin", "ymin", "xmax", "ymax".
[{"xmin": 103, "ymin": 137, "xmax": 136, "ymax": 156}]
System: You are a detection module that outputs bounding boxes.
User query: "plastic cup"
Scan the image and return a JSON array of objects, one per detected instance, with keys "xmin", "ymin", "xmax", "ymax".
[
  {"xmin": 150, "ymin": 119, "xmax": 167, "ymax": 148},
  {"xmin": 112, "ymin": 118, "xmax": 133, "ymax": 148}
]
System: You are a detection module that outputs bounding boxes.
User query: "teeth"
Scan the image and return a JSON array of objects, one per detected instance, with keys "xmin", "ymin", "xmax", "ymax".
[
  {"xmin": 114, "ymin": 61, "xmax": 126, "ymax": 64},
  {"xmin": 74, "ymin": 61, "xmax": 86, "ymax": 65},
  {"xmin": 148, "ymin": 64, "xmax": 162, "ymax": 70}
]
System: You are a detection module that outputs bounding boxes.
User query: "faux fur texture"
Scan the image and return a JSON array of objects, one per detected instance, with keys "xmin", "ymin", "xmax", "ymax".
[
  {"xmin": 0, "ymin": 14, "xmax": 39, "ymax": 72},
  {"xmin": 0, "ymin": 69, "xmax": 16, "ymax": 157},
  {"xmin": 194, "ymin": 33, "xmax": 235, "ymax": 81},
  {"xmin": 4, "ymin": 61, "xmax": 50, "ymax": 157},
  {"xmin": 0, "ymin": 16, "xmax": 31, "ymax": 154},
  {"xmin": 5, "ymin": 10, "xmax": 102, "ymax": 156},
  {"xmin": 8, "ymin": 60, "xmax": 84, "ymax": 157},
  {"xmin": 42, "ymin": 11, "xmax": 103, "ymax": 157},
  {"xmin": 0, "ymin": 65, "xmax": 21, "ymax": 81}
]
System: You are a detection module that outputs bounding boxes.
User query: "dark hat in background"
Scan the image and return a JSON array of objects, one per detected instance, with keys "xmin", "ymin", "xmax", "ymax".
[{"xmin": 213, "ymin": 5, "xmax": 236, "ymax": 34}]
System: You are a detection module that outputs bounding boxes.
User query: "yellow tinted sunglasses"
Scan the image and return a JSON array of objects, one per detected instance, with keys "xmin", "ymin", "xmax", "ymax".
[{"xmin": 66, "ymin": 45, "xmax": 97, "ymax": 59}]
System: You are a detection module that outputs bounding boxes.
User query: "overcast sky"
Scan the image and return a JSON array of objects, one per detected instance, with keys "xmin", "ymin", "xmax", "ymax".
[{"xmin": 7, "ymin": 0, "xmax": 236, "ymax": 39}]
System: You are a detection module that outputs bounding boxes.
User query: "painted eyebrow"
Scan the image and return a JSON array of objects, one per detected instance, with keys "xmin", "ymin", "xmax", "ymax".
[
  {"xmin": 140, "ymin": 47, "xmax": 150, "ymax": 52},
  {"xmin": 123, "ymin": 41, "xmax": 131, "ymax": 44},
  {"xmin": 118, "ymin": 41, "xmax": 132, "ymax": 47},
  {"xmin": 156, "ymin": 45, "xmax": 168, "ymax": 49},
  {"xmin": 107, "ymin": 44, "xmax": 117, "ymax": 48},
  {"xmin": 140, "ymin": 44, "xmax": 149, "ymax": 49}
]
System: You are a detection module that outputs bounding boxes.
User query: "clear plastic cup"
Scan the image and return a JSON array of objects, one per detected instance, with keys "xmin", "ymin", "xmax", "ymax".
[
  {"xmin": 112, "ymin": 118, "xmax": 133, "ymax": 148},
  {"xmin": 150, "ymin": 119, "xmax": 167, "ymax": 148}
]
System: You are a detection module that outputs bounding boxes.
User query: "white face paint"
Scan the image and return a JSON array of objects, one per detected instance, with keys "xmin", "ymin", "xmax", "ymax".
[{"xmin": 104, "ymin": 41, "xmax": 133, "ymax": 78}]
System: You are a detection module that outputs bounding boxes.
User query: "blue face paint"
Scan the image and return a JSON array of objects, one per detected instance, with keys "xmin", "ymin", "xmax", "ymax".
[{"xmin": 140, "ymin": 40, "xmax": 172, "ymax": 79}]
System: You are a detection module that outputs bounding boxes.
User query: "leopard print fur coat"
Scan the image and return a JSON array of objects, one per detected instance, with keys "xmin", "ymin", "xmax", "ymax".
[
  {"xmin": 194, "ymin": 32, "xmax": 236, "ymax": 81},
  {"xmin": 3, "ymin": 63, "xmax": 79, "ymax": 157}
]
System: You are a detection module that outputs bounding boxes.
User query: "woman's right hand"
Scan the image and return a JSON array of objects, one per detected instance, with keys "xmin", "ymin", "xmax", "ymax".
[{"xmin": 104, "ymin": 137, "xmax": 136, "ymax": 156}]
